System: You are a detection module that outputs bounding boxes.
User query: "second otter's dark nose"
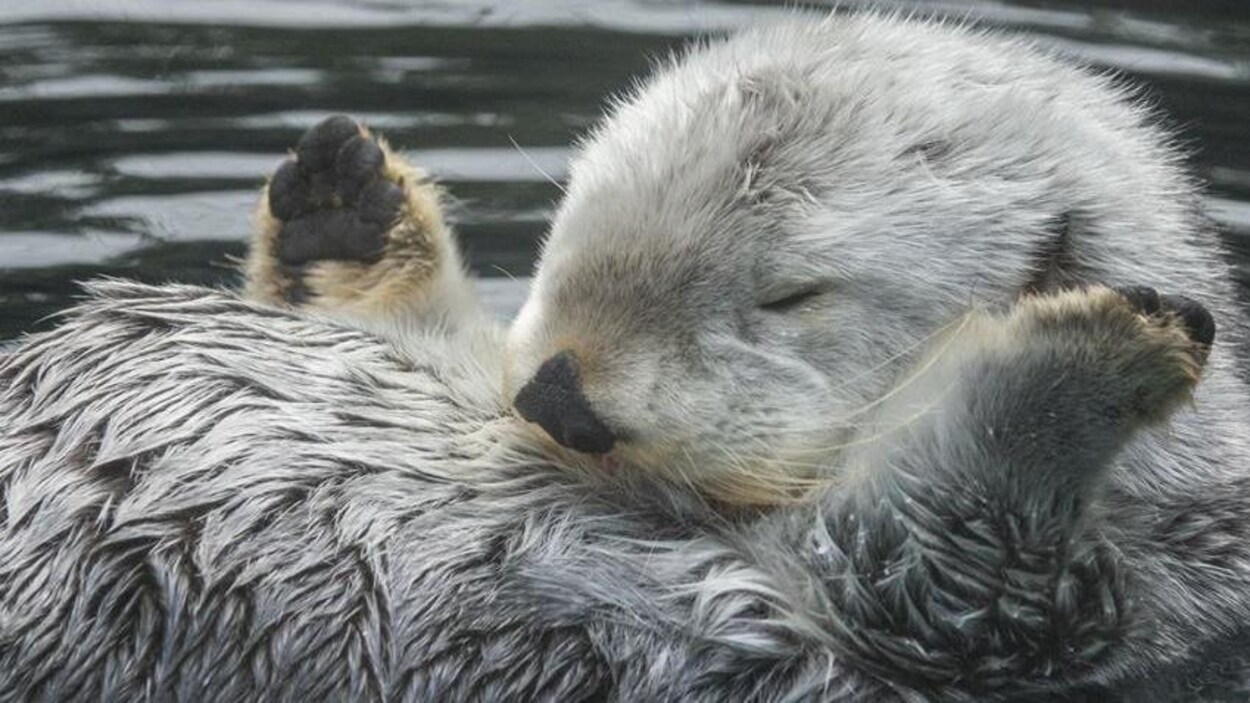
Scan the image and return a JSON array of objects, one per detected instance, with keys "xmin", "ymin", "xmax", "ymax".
[{"xmin": 513, "ymin": 351, "xmax": 616, "ymax": 454}]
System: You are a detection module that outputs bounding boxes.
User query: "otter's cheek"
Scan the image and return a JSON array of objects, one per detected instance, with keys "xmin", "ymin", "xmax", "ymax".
[
  {"xmin": 710, "ymin": 363, "xmax": 841, "ymax": 458},
  {"xmin": 624, "ymin": 364, "xmax": 823, "ymax": 470}
]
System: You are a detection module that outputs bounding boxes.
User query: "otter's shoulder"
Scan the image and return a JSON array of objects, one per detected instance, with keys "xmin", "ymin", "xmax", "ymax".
[
  {"xmin": 0, "ymin": 280, "xmax": 505, "ymax": 438},
  {"xmin": 2, "ymin": 279, "xmax": 407, "ymax": 393}
]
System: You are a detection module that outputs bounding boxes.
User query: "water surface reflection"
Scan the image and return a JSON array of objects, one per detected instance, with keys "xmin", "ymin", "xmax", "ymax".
[{"xmin": 3, "ymin": 0, "xmax": 1250, "ymax": 337}]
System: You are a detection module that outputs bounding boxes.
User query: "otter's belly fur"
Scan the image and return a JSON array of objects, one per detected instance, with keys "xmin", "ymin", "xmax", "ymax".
[
  {"xmin": 4, "ymin": 11, "xmax": 1250, "ymax": 702},
  {"xmin": 2, "ymin": 281, "xmax": 1248, "ymax": 701}
]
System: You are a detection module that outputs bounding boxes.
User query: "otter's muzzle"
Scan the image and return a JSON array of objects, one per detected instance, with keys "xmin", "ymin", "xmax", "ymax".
[{"xmin": 513, "ymin": 351, "xmax": 616, "ymax": 454}]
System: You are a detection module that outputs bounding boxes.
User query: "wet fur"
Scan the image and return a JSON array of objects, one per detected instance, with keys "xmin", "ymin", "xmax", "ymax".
[
  {"xmin": 1, "ymin": 280, "xmax": 1242, "ymax": 701},
  {"xmin": 3, "ymin": 12, "xmax": 1250, "ymax": 702},
  {"xmin": 507, "ymin": 16, "xmax": 1249, "ymax": 505}
]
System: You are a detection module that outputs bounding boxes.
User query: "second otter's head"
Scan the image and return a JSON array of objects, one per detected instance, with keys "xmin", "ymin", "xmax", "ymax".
[{"xmin": 504, "ymin": 18, "xmax": 1198, "ymax": 503}]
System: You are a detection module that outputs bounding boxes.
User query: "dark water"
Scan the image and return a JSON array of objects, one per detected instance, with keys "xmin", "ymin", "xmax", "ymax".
[{"xmin": 3, "ymin": 0, "xmax": 1250, "ymax": 339}]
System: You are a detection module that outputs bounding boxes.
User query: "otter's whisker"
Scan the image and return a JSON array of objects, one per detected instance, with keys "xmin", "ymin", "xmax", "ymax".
[
  {"xmin": 790, "ymin": 380, "xmax": 959, "ymax": 461},
  {"xmin": 508, "ymin": 134, "xmax": 566, "ymax": 194},
  {"xmin": 837, "ymin": 311, "xmax": 974, "ymax": 422},
  {"xmin": 824, "ymin": 312, "xmax": 972, "ymax": 395}
]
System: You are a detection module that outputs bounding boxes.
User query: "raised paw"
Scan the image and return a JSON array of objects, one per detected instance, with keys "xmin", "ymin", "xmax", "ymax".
[
  {"xmin": 267, "ymin": 116, "xmax": 404, "ymax": 266},
  {"xmin": 1112, "ymin": 284, "xmax": 1216, "ymax": 355},
  {"xmin": 1011, "ymin": 285, "xmax": 1216, "ymax": 424},
  {"xmin": 245, "ymin": 115, "xmax": 464, "ymax": 316}
]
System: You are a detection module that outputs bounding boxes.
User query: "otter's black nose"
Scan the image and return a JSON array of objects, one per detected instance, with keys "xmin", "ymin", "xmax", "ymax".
[{"xmin": 513, "ymin": 351, "xmax": 616, "ymax": 454}]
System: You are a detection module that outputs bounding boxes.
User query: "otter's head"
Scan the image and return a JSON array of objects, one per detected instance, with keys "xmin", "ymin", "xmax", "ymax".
[{"xmin": 505, "ymin": 21, "xmax": 1192, "ymax": 503}]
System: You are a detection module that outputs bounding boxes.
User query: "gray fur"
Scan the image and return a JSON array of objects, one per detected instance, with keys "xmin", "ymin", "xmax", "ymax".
[
  {"xmin": 509, "ymin": 14, "xmax": 1250, "ymax": 494},
  {"xmin": 3, "ymin": 12, "xmax": 1250, "ymax": 702},
  {"xmin": 0, "ymin": 280, "xmax": 1243, "ymax": 702}
]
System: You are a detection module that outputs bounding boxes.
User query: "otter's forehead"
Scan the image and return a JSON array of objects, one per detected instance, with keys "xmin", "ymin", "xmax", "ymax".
[
  {"xmin": 532, "ymin": 228, "xmax": 738, "ymax": 339},
  {"xmin": 556, "ymin": 13, "xmax": 1113, "ymax": 232},
  {"xmin": 559, "ymin": 61, "xmax": 819, "ymax": 248},
  {"xmin": 548, "ymin": 19, "xmax": 963, "ymax": 273},
  {"xmin": 538, "ymin": 14, "xmax": 1150, "ymax": 317},
  {"xmin": 539, "ymin": 47, "xmax": 840, "ymax": 310}
]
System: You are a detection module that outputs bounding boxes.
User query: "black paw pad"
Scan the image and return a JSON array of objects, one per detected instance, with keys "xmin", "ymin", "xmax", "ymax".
[
  {"xmin": 1115, "ymin": 285, "xmax": 1161, "ymax": 316},
  {"xmin": 356, "ymin": 180, "xmax": 405, "ymax": 227},
  {"xmin": 277, "ymin": 211, "xmax": 388, "ymax": 266},
  {"xmin": 296, "ymin": 115, "xmax": 361, "ymax": 173},
  {"xmin": 268, "ymin": 160, "xmax": 311, "ymax": 221},
  {"xmin": 266, "ymin": 115, "xmax": 405, "ymax": 268},
  {"xmin": 336, "ymin": 135, "xmax": 386, "ymax": 203},
  {"xmin": 1160, "ymin": 294, "xmax": 1217, "ymax": 347}
]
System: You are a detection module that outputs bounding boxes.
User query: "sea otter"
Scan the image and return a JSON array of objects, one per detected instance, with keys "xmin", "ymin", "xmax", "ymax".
[{"xmin": 2, "ymin": 12, "xmax": 1249, "ymax": 701}]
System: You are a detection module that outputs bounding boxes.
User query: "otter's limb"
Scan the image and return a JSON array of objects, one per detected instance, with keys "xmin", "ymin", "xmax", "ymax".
[
  {"xmin": 762, "ymin": 286, "xmax": 1215, "ymax": 696},
  {"xmin": 244, "ymin": 116, "xmax": 482, "ymax": 331}
]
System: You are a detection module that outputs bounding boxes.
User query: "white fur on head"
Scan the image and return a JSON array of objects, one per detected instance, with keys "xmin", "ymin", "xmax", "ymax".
[{"xmin": 507, "ymin": 13, "xmax": 1230, "ymax": 502}]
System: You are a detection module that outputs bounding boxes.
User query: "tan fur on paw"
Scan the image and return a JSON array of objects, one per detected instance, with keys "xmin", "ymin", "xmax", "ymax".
[
  {"xmin": 1008, "ymin": 285, "xmax": 1216, "ymax": 423},
  {"xmin": 244, "ymin": 115, "xmax": 462, "ymax": 321}
]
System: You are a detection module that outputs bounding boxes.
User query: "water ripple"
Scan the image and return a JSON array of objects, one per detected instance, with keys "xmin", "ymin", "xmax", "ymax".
[{"xmin": 2, "ymin": 0, "xmax": 1249, "ymax": 339}]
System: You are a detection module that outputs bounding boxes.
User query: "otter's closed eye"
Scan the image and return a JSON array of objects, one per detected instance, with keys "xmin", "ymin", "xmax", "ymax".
[{"xmin": 758, "ymin": 286, "xmax": 825, "ymax": 312}]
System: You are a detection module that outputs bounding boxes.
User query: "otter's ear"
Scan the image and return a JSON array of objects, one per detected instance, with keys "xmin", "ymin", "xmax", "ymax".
[{"xmin": 1021, "ymin": 212, "xmax": 1085, "ymax": 294}]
